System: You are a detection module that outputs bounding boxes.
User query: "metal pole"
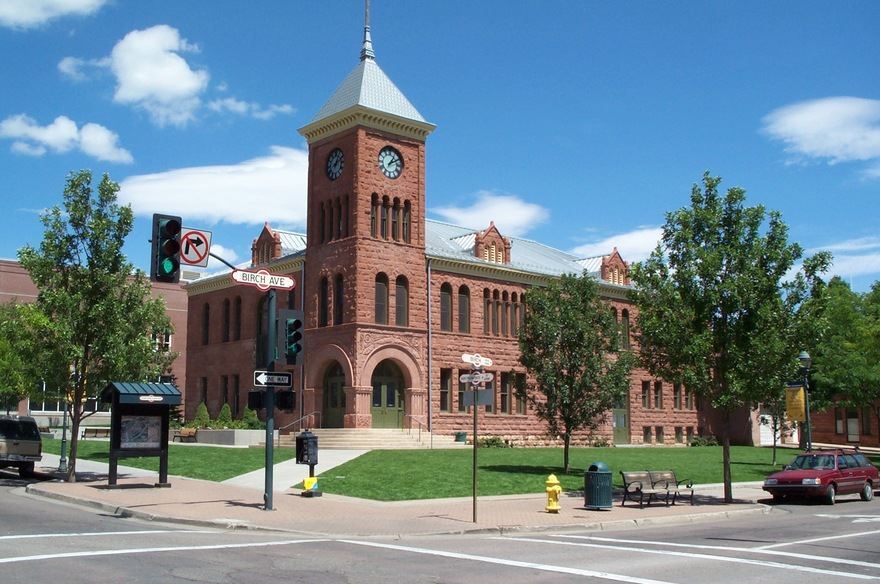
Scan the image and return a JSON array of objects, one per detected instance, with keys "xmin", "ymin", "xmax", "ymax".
[
  {"xmin": 804, "ymin": 370, "xmax": 812, "ymax": 452},
  {"xmin": 264, "ymin": 290, "xmax": 277, "ymax": 511},
  {"xmin": 472, "ymin": 380, "xmax": 478, "ymax": 523}
]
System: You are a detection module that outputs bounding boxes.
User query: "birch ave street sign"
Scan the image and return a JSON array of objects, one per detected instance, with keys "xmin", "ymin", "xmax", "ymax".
[
  {"xmin": 253, "ymin": 371, "xmax": 293, "ymax": 387},
  {"xmin": 232, "ymin": 269, "xmax": 295, "ymax": 291},
  {"xmin": 459, "ymin": 372, "xmax": 494, "ymax": 383},
  {"xmin": 461, "ymin": 353, "xmax": 493, "ymax": 367}
]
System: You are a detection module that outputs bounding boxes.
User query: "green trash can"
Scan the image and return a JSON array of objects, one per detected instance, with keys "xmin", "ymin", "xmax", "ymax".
[
  {"xmin": 584, "ymin": 461, "xmax": 612, "ymax": 509},
  {"xmin": 454, "ymin": 431, "xmax": 467, "ymax": 443}
]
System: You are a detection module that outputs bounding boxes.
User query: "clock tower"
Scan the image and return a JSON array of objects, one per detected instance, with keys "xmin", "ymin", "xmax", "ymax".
[{"xmin": 297, "ymin": 6, "xmax": 435, "ymax": 428}]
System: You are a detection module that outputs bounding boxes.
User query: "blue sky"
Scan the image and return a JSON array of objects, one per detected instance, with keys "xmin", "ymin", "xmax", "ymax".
[{"xmin": 1, "ymin": 1, "xmax": 878, "ymax": 291}]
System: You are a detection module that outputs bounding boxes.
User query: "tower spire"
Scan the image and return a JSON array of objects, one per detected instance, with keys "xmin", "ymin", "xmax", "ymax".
[{"xmin": 360, "ymin": 0, "xmax": 375, "ymax": 61}]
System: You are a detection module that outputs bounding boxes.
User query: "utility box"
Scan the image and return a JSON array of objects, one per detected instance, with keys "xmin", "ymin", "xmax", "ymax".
[
  {"xmin": 584, "ymin": 461, "xmax": 613, "ymax": 510},
  {"xmin": 295, "ymin": 429, "xmax": 318, "ymax": 466}
]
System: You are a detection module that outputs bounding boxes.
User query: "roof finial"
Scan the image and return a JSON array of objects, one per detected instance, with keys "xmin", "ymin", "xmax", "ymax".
[{"xmin": 360, "ymin": 0, "xmax": 375, "ymax": 61}]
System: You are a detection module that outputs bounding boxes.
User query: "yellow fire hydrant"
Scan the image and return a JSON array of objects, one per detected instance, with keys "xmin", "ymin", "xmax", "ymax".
[{"xmin": 545, "ymin": 474, "xmax": 562, "ymax": 513}]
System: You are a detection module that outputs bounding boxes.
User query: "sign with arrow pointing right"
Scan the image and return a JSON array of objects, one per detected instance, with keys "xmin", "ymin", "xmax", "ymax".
[{"xmin": 180, "ymin": 227, "xmax": 213, "ymax": 267}]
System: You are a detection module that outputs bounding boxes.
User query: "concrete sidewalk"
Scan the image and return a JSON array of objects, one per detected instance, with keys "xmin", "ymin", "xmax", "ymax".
[{"xmin": 25, "ymin": 454, "xmax": 772, "ymax": 537}]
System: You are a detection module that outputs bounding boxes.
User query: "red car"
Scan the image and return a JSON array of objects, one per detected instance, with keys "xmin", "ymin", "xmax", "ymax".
[{"xmin": 763, "ymin": 449, "xmax": 878, "ymax": 505}]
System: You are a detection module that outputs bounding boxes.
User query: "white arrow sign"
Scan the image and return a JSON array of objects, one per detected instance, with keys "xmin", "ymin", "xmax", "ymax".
[
  {"xmin": 233, "ymin": 269, "xmax": 295, "ymax": 291},
  {"xmin": 461, "ymin": 353, "xmax": 493, "ymax": 367},
  {"xmin": 253, "ymin": 370, "xmax": 293, "ymax": 387}
]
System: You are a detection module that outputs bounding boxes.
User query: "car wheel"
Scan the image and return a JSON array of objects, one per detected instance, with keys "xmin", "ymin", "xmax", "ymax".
[
  {"xmin": 19, "ymin": 462, "xmax": 35, "ymax": 478},
  {"xmin": 824, "ymin": 484, "xmax": 836, "ymax": 505},
  {"xmin": 861, "ymin": 482, "xmax": 874, "ymax": 502}
]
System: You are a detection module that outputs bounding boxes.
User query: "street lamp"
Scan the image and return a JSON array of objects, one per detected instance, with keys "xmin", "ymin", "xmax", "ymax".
[{"xmin": 798, "ymin": 350, "xmax": 812, "ymax": 452}]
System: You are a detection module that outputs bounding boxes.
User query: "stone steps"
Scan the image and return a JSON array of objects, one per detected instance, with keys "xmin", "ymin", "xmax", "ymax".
[{"xmin": 269, "ymin": 428, "xmax": 469, "ymax": 450}]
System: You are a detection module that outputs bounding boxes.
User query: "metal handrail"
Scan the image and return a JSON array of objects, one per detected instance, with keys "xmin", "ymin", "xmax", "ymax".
[
  {"xmin": 404, "ymin": 414, "xmax": 429, "ymax": 447},
  {"xmin": 278, "ymin": 411, "xmax": 321, "ymax": 434}
]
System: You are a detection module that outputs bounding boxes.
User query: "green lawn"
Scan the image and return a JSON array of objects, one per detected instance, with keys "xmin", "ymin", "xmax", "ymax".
[
  {"xmin": 42, "ymin": 439, "xmax": 294, "ymax": 482},
  {"xmin": 43, "ymin": 440, "xmax": 878, "ymax": 501}
]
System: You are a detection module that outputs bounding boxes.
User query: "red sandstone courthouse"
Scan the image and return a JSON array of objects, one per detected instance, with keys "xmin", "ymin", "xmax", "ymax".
[{"xmin": 184, "ymin": 25, "xmax": 706, "ymax": 446}]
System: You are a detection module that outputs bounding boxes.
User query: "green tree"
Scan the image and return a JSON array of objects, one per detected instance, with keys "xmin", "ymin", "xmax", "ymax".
[
  {"xmin": 215, "ymin": 402, "xmax": 233, "ymax": 427},
  {"xmin": 0, "ymin": 304, "xmax": 31, "ymax": 411},
  {"xmin": 518, "ymin": 272, "xmax": 636, "ymax": 472},
  {"xmin": 192, "ymin": 402, "xmax": 211, "ymax": 428},
  {"xmin": 630, "ymin": 172, "xmax": 829, "ymax": 502},
  {"xmin": 18, "ymin": 170, "xmax": 175, "ymax": 482},
  {"xmin": 812, "ymin": 277, "xmax": 880, "ymax": 409}
]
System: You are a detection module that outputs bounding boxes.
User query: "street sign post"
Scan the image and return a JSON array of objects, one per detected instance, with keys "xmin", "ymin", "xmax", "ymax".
[
  {"xmin": 179, "ymin": 227, "xmax": 213, "ymax": 267},
  {"xmin": 461, "ymin": 353, "xmax": 493, "ymax": 367},
  {"xmin": 253, "ymin": 370, "xmax": 293, "ymax": 388},
  {"xmin": 459, "ymin": 372, "xmax": 493, "ymax": 384},
  {"xmin": 232, "ymin": 269, "xmax": 296, "ymax": 291}
]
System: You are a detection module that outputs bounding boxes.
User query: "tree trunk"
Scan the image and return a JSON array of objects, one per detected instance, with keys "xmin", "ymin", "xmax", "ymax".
[
  {"xmin": 722, "ymin": 409, "xmax": 732, "ymax": 503},
  {"xmin": 563, "ymin": 433, "xmax": 571, "ymax": 473},
  {"xmin": 771, "ymin": 415, "xmax": 778, "ymax": 466}
]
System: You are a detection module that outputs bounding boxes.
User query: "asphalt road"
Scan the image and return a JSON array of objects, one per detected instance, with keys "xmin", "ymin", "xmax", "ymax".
[{"xmin": 3, "ymin": 470, "xmax": 879, "ymax": 583}]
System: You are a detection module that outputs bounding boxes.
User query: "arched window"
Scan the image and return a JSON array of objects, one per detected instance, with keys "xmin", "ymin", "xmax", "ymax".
[
  {"xmin": 492, "ymin": 290, "xmax": 501, "ymax": 336},
  {"xmin": 334, "ymin": 274, "xmax": 344, "ymax": 325},
  {"xmin": 343, "ymin": 195, "xmax": 349, "ymax": 237},
  {"xmin": 402, "ymin": 201, "xmax": 411, "ymax": 243},
  {"xmin": 201, "ymin": 303, "xmax": 210, "ymax": 345},
  {"xmin": 336, "ymin": 197, "xmax": 343, "ymax": 240},
  {"xmin": 621, "ymin": 309, "xmax": 631, "ymax": 350},
  {"xmin": 610, "ymin": 307, "xmax": 619, "ymax": 350},
  {"xmin": 458, "ymin": 285, "xmax": 470, "ymax": 333},
  {"xmin": 319, "ymin": 203, "xmax": 326, "ymax": 243},
  {"xmin": 380, "ymin": 196, "xmax": 390, "ymax": 239},
  {"xmin": 502, "ymin": 291, "xmax": 509, "ymax": 336},
  {"xmin": 319, "ymin": 276, "xmax": 329, "ymax": 327},
  {"xmin": 395, "ymin": 276, "xmax": 409, "ymax": 326},
  {"xmin": 222, "ymin": 299, "xmax": 230, "ymax": 342},
  {"xmin": 233, "ymin": 297, "xmax": 242, "ymax": 341},
  {"xmin": 370, "ymin": 194, "xmax": 378, "ymax": 238},
  {"xmin": 483, "ymin": 289, "xmax": 491, "ymax": 334},
  {"xmin": 375, "ymin": 273, "xmax": 389, "ymax": 324},
  {"xmin": 392, "ymin": 198, "xmax": 400, "ymax": 241},
  {"xmin": 440, "ymin": 283, "xmax": 452, "ymax": 331},
  {"xmin": 511, "ymin": 293, "xmax": 519, "ymax": 336}
]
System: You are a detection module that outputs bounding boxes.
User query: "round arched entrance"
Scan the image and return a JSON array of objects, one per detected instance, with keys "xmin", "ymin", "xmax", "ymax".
[
  {"xmin": 370, "ymin": 359, "xmax": 405, "ymax": 428},
  {"xmin": 322, "ymin": 362, "xmax": 346, "ymax": 428}
]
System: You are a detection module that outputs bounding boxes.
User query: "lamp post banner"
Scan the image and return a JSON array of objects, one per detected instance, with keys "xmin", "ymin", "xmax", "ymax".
[{"xmin": 785, "ymin": 386, "xmax": 806, "ymax": 422}]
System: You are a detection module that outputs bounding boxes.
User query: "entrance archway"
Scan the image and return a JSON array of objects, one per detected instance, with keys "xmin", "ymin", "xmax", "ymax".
[
  {"xmin": 370, "ymin": 359, "xmax": 405, "ymax": 428},
  {"xmin": 322, "ymin": 362, "xmax": 346, "ymax": 428}
]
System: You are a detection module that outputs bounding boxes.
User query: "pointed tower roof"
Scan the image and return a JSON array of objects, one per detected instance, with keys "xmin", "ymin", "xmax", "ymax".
[{"xmin": 299, "ymin": 2, "xmax": 435, "ymax": 143}]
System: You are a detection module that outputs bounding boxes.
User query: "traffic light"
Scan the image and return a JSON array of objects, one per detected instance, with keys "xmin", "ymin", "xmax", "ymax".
[
  {"xmin": 247, "ymin": 390, "xmax": 264, "ymax": 410},
  {"xmin": 278, "ymin": 309, "xmax": 304, "ymax": 365},
  {"xmin": 276, "ymin": 390, "xmax": 294, "ymax": 411},
  {"xmin": 150, "ymin": 213, "xmax": 182, "ymax": 283}
]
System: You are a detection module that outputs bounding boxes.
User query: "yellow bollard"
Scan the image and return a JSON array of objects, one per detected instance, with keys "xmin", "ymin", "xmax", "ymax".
[{"xmin": 545, "ymin": 474, "xmax": 562, "ymax": 513}]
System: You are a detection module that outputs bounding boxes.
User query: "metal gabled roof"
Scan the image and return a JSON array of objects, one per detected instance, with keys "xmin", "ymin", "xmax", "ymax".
[
  {"xmin": 101, "ymin": 382, "xmax": 181, "ymax": 405},
  {"xmin": 424, "ymin": 219, "xmax": 605, "ymax": 279},
  {"xmin": 276, "ymin": 230, "xmax": 307, "ymax": 256}
]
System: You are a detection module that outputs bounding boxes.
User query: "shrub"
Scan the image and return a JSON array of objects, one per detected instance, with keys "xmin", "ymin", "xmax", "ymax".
[
  {"xmin": 240, "ymin": 407, "xmax": 263, "ymax": 429},
  {"xmin": 215, "ymin": 403, "xmax": 233, "ymax": 428},
  {"xmin": 192, "ymin": 402, "xmax": 210, "ymax": 429},
  {"xmin": 689, "ymin": 435, "xmax": 718, "ymax": 447},
  {"xmin": 478, "ymin": 436, "xmax": 511, "ymax": 448},
  {"xmin": 590, "ymin": 435, "xmax": 611, "ymax": 448}
]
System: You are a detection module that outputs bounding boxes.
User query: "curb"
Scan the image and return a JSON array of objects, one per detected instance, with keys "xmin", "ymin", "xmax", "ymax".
[{"xmin": 24, "ymin": 482, "xmax": 772, "ymax": 538}]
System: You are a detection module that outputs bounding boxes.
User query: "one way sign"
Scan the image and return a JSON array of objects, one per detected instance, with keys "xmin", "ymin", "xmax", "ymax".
[{"xmin": 253, "ymin": 370, "xmax": 293, "ymax": 388}]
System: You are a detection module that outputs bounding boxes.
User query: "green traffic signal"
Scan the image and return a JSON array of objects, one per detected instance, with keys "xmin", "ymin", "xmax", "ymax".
[
  {"xmin": 285, "ymin": 317, "xmax": 303, "ymax": 364},
  {"xmin": 151, "ymin": 214, "xmax": 182, "ymax": 283}
]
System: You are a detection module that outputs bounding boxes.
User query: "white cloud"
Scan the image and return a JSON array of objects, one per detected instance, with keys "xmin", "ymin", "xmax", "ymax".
[
  {"xmin": 809, "ymin": 236, "xmax": 880, "ymax": 280},
  {"xmin": 762, "ymin": 97, "xmax": 880, "ymax": 173},
  {"xmin": 207, "ymin": 98, "xmax": 295, "ymax": 120},
  {"xmin": 0, "ymin": 0, "xmax": 107, "ymax": 29},
  {"xmin": 0, "ymin": 113, "xmax": 131, "ymax": 162},
  {"xmin": 118, "ymin": 146, "xmax": 308, "ymax": 226},
  {"xmin": 431, "ymin": 191, "xmax": 549, "ymax": 236},
  {"xmin": 569, "ymin": 226, "xmax": 662, "ymax": 262},
  {"xmin": 201, "ymin": 243, "xmax": 239, "ymax": 271},
  {"xmin": 110, "ymin": 25, "xmax": 209, "ymax": 127},
  {"xmin": 58, "ymin": 55, "xmax": 109, "ymax": 81}
]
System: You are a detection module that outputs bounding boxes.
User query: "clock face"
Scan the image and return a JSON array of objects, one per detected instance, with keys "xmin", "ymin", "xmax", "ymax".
[
  {"xmin": 378, "ymin": 146, "xmax": 403, "ymax": 179},
  {"xmin": 326, "ymin": 148, "xmax": 344, "ymax": 180}
]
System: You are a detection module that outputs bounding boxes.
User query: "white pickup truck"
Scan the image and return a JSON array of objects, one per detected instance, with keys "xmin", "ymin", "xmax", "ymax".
[{"xmin": 0, "ymin": 415, "xmax": 42, "ymax": 477}]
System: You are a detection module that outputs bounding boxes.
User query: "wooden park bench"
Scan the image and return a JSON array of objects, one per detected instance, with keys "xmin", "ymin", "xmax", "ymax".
[
  {"xmin": 620, "ymin": 471, "xmax": 669, "ymax": 508},
  {"xmin": 80, "ymin": 427, "xmax": 111, "ymax": 439},
  {"xmin": 649, "ymin": 470, "xmax": 694, "ymax": 506},
  {"xmin": 172, "ymin": 427, "xmax": 197, "ymax": 442}
]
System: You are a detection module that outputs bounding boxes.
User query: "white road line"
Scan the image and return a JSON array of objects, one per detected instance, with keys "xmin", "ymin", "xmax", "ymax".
[
  {"xmin": 553, "ymin": 535, "xmax": 880, "ymax": 571},
  {"xmin": 338, "ymin": 539, "xmax": 677, "ymax": 584},
  {"xmin": 504, "ymin": 537, "xmax": 880, "ymax": 581},
  {"xmin": 0, "ymin": 529, "xmax": 214, "ymax": 541},
  {"xmin": 0, "ymin": 539, "xmax": 328, "ymax": 565},
  {"xmin": 755, "ymin": 529, "xmax": 880, "ymax": 550}
]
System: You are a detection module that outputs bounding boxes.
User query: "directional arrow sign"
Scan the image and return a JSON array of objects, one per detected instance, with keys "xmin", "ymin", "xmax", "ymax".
[
  {"xmin": 253, "ymin": 370, "xmax": 293, "ymax": 387},
  {"xmin": 461, "ymin": 353, "xmax": 493, "ymax": 367},
  {"xmin": 233, "ymin": 269, "xmax": 295, "ymax": 291},
  {"xmin": 180, "ymin": 227, "xmax": 212, "ymax": 267}
]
